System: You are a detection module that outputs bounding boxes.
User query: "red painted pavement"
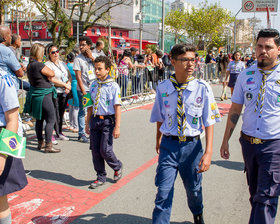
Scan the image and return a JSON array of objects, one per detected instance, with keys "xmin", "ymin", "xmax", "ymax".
[{"xmin": 9, "ymin": 156, "xmax": 158, "ymax": 224}]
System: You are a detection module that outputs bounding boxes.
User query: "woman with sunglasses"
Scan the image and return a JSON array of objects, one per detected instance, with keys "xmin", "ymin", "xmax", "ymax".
[{"xmin": 45, "ymin": 44, "xmax": 72, "ymax": 142}]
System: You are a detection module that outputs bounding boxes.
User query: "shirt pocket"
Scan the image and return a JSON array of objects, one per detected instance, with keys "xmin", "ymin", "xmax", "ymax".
[
  {"xmin": 101, "ymin": 91, "xmax": 113, "ymax": 107},
  {"xmin": 186, "ymin": 106, "xmax": 203, "ymax": 129},
  {"xmin": 268, "ymin": 84, "xmax": 280, "ymax": 106},
  {"xmin": 243, "ymin": 84, "xmax": 258, "ymax": 106}
]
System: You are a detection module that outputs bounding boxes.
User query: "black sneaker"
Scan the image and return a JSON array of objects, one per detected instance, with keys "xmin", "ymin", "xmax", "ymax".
[
  {"xmin": 113, "ymin": 167, "xmax": 123, "ymax": 182},
  {"xmin": 89, "ymin": 180, "xmax": 105, "ymax": 189},
  {"xmin": 194, "ymin": 213, "xmax": 205, "ymax": 224}
]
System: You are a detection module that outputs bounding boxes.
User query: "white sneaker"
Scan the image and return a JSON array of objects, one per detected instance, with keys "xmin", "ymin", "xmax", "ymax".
[
  {"xmin": 58, "ymin": 134, "xmax": 69, "ymax": 141},
  {"xmin": 52, "ymin": 136, "xmax": 58, "ymax": 145}
]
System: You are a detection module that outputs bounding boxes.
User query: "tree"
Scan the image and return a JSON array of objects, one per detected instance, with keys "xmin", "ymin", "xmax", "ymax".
[
  {"xmin": 164, "ymin": 9, "xmax": 188, "ymax": 44},
  {"xmin": 31, "ymin": 0, "xmax": 131, "ymax": 52},
  {"xmin": 187, "ymin": 0, "xmax": 234, "ymax": 51}
]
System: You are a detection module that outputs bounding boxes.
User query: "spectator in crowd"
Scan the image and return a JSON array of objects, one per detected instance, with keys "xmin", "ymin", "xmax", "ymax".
[
  {"xmin": 216, "ymin": 51, "xmax": 224, "ymax": 78},
  {"xmin": 45, "ymin": 44, "xmax": 72, "ymax": 142},
  {"xmin": 92, "ymin": 39, "xmax": 106, "ymax": 57},
  {"xmin": 0, "ymin": 26, "xmax": 24, "ymax": 90},
  {"xmin": 118, "ymin": 49, "xmax": 134, "ymax": 98},
  {"xmin": 220, "ymin": 55, "xmax": 230, "ymax": 101},
  {"xmin": 205, "ymin": 50, "xmax": 216, "ymax": 80},
  {"xmin": 226, "ymin": 51, "xmax": 245, "ymax": 95},
  {"xmin": 144, "ymin": 48, "xmax": 156, "ymax": 93},
  {"xmin": 162, "ymin": 53, "xmax": 173, "ymax": 79},
  {"xmin": 130, "ymin": 47, "xmax": 138, "ymax": 64},
  {"xmin": 246, "ymin": 52, "xmax": 257, "ymax": 68},
  {"xmin": 155, "ymin": 50, "xmax": 165, "ymax": 82},
  {"xmin": 67, "ymin": 52, "xmax": 79, "ymax": 133},
  {"xmin": 24, "ymin": 43, "xmax": 70, "ymax": 153},
  {"xmin": 132, "ymin": 54, "xmax": 146, "ymax": 95},
  {"xmin": 9, "ymin": 34, "xmax": 30, "ymax": 92},
  {"xmin": 85, "ymin": 56, "xmax": 123, "ymax": 189},
  {"xmin": 73, "ymin": 36, "xmax": 98, "ymax": 143}
]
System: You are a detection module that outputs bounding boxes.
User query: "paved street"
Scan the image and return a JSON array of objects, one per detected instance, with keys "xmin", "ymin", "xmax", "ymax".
[{"xmin": 8, "ymin": 83, "xmax": 280, "ymax": 224}]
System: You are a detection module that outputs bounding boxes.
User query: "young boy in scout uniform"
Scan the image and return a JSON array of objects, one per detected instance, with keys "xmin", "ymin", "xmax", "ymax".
[
  {"xmin": 150, "ymin": 43, "xmax": 221, "ymax": 224},
  {"xmin": 221, "ymin": 29, "xmax": 280, "ymax": 224},
  {"xmin": 85, "ymin": 56, "xmax": 123, "ymax": 189}
]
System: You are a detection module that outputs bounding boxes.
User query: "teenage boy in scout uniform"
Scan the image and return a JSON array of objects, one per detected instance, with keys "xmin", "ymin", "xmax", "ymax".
[
  {"xmin": 150, "ymin": 43, "xmax": 221, "ymax": 224},
  {"xmin": 221, "ymin": 29, "xmax": 280, "ymax": 224},
  {"xmin": 85, "ymin": 56, "xmax": 123, "ymax": 189}
]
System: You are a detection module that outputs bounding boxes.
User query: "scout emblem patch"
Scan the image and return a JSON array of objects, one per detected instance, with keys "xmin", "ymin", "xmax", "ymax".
[
  {"xmin": 162, "ymin": 93, "xmax": 168, "ymax": 97},
  {"xmin": 246, "ymin": 71, "xmax": 255, "ymax": 75},
  {"xmin": 0, "ymin": 128, "xmax": 26, "ymax": 158},
  {"xmin": 211, "ymin": 115, "xmax": 215, "ymax": 120},
  {"xmin": 246, "ymin": 92, "xmax": 253, "ymax": 101},
  {"xmin": 192, "ymin": 117, "xmax": 198, "ymax": 125},
  {"xmin": 246, "ymin": 77, "xmax": 255, "ymax": 85},
  {"xmin": 82, "ymin": 93, "xmax": 93, "ymax": 108},
  {"xmin": 196, "ymin": 97, "xmax": 202, "ymax": 104},
  {"xmin": 164, "ymin": 101, "xmax": 170, "ymax": 108},
  {"xmin": 277, "ymin": 95, "xmax": 280, "ymax": 102},
  {"xmin": 210, "ymin": 102, "xmax": 217, "ymax": 110}
]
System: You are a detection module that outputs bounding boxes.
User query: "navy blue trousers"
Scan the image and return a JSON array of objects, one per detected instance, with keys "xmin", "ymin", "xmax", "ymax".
[
  {"xmin": 240, "ymin": 137, "xmax": 280, "ymax": 224},
  {"xmin": 89, "ymin": 115, "xmax": 122, "ymax": 182},
  {"xmin": 152, "ymin": 135, "xmax": 204, "ymax": 224}
]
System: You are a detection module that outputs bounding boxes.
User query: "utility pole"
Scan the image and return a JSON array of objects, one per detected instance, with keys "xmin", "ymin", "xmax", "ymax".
[
  {"xmin": 161, "ymin": 0, "xmax": 165, "ymax": 52},
  {"xmin": 234, "ymin": 7, "xmax": 242, "ymax": 52},
  {"xmin": 108, "ymin": 0, "xmax": 112, "ymax": 58},
  {"xmin": 139, "ymin": 0, "xmax": 143, "ymax": 54}
]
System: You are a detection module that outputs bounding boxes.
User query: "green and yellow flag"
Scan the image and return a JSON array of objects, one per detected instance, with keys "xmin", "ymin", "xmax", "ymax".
[
  {"xmin": 0, "ymin": 128, "xmax": 26, "ymax": 158},
  {"xmin": 82, "ymin": 93, "xmax": 93, "ymax": 108}
]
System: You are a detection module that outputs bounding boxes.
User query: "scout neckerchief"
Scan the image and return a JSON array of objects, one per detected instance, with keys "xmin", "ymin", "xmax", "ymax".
[
  {"xmin": 93, "ymin": 77, "xmax": 114, "ymax": 117},
  {"xmin": 170, "ymin": 74, "xmax": 195, "ymax": 142},
  {"xmin": 255, "ymin": 60, "xmax": 280, "ymax": 114}
]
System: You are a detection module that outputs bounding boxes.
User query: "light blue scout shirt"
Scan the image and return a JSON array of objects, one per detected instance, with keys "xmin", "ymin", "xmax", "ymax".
[
  {"xmin": 150, "ymin": 78, "xmax": 221, "ymax": 137},
  {"xmin": 232, "ymin": 63, "xmax": 280, "ymax": 139},
  {"xmin": 0, "ymin": 68, "xmax": 19, "ymax": 127},
  {"xmin": 227, "ymin": 60, "xmax": 245, "ymax": 73},
  {"xmin": 89, "ymin": 80, "xmax": 121, "ymax": 115},
  {"xmin": 0, "ymin": 44, "xmax": 21, "ymax": 90}
]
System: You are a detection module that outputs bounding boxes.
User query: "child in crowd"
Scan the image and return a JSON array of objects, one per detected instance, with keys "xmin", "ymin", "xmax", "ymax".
[{"xmin": 85, "ymin": 56, "xmax": 123, "ymax": 189}]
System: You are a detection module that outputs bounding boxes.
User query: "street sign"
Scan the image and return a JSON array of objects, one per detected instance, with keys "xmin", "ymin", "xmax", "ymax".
[{"xmin": 242, "ymin": 0, "xmax": 278, "ymax": 12}]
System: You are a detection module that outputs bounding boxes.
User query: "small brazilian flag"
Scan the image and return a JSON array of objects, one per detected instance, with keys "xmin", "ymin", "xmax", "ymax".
[
  {"xmin": 82, "ymin": 93, "xmax": 93, "ymax": 108},
  {"xmin": 0, "ymin": 128, "xmax": 26, "ymax": 158}
]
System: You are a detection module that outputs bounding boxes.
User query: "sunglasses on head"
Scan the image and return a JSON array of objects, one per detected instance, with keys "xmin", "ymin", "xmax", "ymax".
[{"xmin": 51, "ymin": 50, "xmax": 59, "ymax": 54}]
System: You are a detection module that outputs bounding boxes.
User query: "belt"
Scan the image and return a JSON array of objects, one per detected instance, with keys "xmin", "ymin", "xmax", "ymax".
[
  {"xmin": 241, "ymin": 131, "xmax": 273, "ymax": 144},
  {"xmin": 163, "ymin": 135, "xmax": 200, "ymax": 142},
  {"xmin": 95, "ymin": 115, "xmax": 115, "ymax": 120}
]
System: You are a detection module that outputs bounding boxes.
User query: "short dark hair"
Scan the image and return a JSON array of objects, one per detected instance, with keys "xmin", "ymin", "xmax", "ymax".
[
  {"xmin": 170, "ymin": 43, "xmax": 196, "ymax": 59},
  {"xmin": 156, "ymin": 49, "xmax": 163, "ymax": 57},
  {"xmin": 67, "ymin": 52, "xmax": 75, "ymax": 62},
  {"xmin": 257, "ymin": 28, "xmax": 280, "ymax": 46},
  {"xmin": 94, "ymin": 56, "xmax": 111, "ymax": 69},
  {"xmin": 96, "ymin": 39, "xmax": 104, "ymax": 47},
  {"xmin": 46, "ymin": 43, "xmax": 58, "ymax": 54},
  {"xmin": 11, "ymin": 34, "xmax": 19, "ymax": 45},
  {"xmin": 79, "ymin": 36, "xmax": 93, "ymax": 46},
  {"xmin": 130, "ymin": 47, "xmax": 137, "ymax": 52}
]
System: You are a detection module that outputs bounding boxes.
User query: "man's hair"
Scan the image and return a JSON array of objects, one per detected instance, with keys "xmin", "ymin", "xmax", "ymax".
[
  {"xmin": 11, "ymin": 34, "xmax": 19, "ymax": 45},
  {"xmin": 130, "ymin": 47, "xmax": 137, "ymax": 52},
  {"xmin": 257, "ymin": 28, "xmax": 280, "ymax": 46},
  {"xmin": 156, "ymin": 49, "xmax": 163, "ymax": 57},
  {"xmin": 96, "ymin": 39, "xmax": 104, "ymax": 47},
  {"xmin": 94, "ymin": 56, "xmax": 111, "ymax": 69},
  {"xmin": 67, "ymin": 52, "xmax": 75, "ymax": 62},
  {"xmin": 170, "ymin": 43, "xmax": 196, "ymax": 59},
  {"xmin": 79, "ymin": 36, "xmax": 93, "ymax": 46}
]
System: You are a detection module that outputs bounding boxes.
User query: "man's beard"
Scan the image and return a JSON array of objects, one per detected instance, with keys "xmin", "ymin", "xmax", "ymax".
[{"xmin": 257, "ymin": 59, "xmax": 272, "ymax": 68}]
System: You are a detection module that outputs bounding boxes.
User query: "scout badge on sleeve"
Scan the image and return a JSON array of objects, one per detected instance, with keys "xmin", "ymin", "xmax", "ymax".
[
  {"xmin": 82, "ymin": 93, "xmax": 93, "ymax": 108},
  {"xmin": 0, "ymin": 128, "xmax": 26, "ymax": 158}
]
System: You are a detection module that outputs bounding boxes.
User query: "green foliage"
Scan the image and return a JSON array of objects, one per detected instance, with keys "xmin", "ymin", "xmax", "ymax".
[
  {"xmin": 187, "ymin": 0, "xmax": 234, "ymax": 51},
  {"xmin": 145, "ymin": 44, "xmax": 157, "ymax": 53},
  {"xmin": 165, "ymin": 9, "xmax": 188, "ymax": 44}
]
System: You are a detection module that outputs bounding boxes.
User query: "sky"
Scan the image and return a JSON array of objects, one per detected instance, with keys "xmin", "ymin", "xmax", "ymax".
[{"xmin": 169, "ymin": 0, "xmax": 280, "ymax": 31}]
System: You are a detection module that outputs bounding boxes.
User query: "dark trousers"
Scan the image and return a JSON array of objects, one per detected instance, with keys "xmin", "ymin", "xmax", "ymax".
[
  {"xmin": 89, "ymin": 115, "xmax": 122, "ymax": 182},
  {"xmin": 55, "ymin": 93, "xmax": 69, "ymax": 135},
  {"xmin": 35, "ymin": 93, "xmax": 56, "ymax": 143},
  {"xmin": 240, "ymin": 137, "xmax": 280, "ymax": 224}
]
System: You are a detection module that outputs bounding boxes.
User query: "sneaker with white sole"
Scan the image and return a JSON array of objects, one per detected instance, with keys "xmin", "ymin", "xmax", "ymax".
[
  {"xmin": 52, "ymin": 136, "xmax": 58, "ymax": 145},
  {"xmin": 78, "ymin": 135, "xmax": 88, "ymax": 143},
  {"xmin": 58, "ymin": 133, "xmax": 69, "ymax": 141},
  {"xmin": 89, "ymin": 180, "xmax": 105, "ymax": 189},
  {"xmin": 113, "ymin": 166, "xmax": 123, "ymax": 182}
]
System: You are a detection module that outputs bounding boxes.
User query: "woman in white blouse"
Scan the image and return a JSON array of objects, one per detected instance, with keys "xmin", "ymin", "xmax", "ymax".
[{"xmin": 45, "ymin": 44, "xmax": 71, "ymax": 141}]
